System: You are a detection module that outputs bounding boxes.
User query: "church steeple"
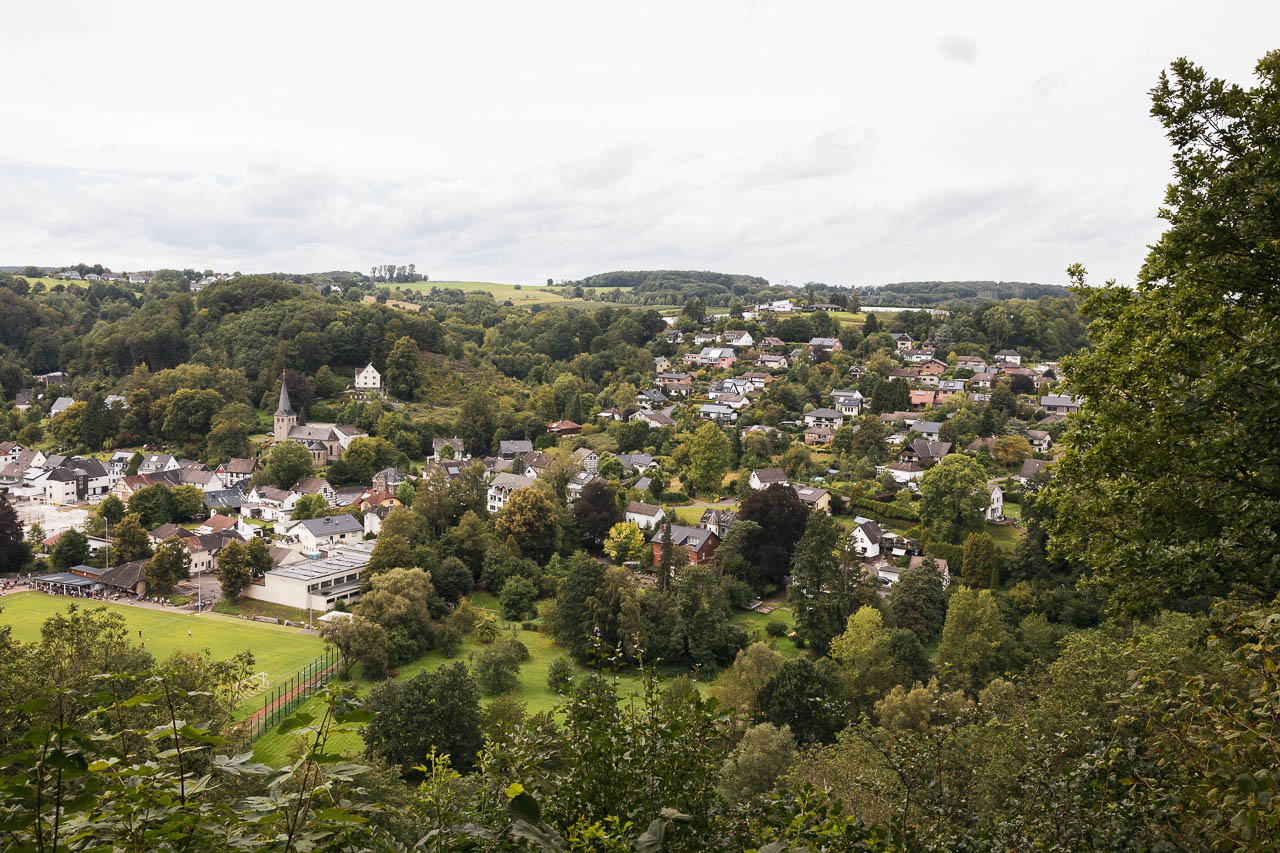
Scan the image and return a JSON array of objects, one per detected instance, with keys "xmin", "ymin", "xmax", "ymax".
[
  {"xmin": 276, "ymin": 373, "xmax": 294, "ymax": 416},
  {"xmin": 274, "ymin": 372, "xmax": 297, "ymax": 442}
]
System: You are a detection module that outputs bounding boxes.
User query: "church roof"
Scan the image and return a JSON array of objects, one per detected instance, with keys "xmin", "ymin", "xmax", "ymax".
[{"xmin": 275, "ymin": 374, "xmax": 294, "ymax": 417}]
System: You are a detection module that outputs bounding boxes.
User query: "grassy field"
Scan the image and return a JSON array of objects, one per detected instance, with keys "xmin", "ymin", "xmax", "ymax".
[
  {"xmin": 250, "ymin": 590, "xmax": 800, "ymax": 767},
  {"xmin": 394, "ymin": 280, "xmax": 569, "ymax": 305},
  {"xmin": 0, "ymin": 592, "xmax": 325, "ymax": 714}
]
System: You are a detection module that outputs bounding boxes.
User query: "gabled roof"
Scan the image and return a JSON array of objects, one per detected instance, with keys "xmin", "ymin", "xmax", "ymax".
[
  {"xmin": 752, "ymin": 467, "xmax": 788, "ymax": 484},
  {"xmin": 289, "ymin": 514, "xmax": 363, "ymax": 537},
  {"xmin": 649, "ymin": 524, "xmax": 717, "ymax": 550},
  {"xmin": 627, "ymin": 501, "xmax": 662, "ymax": 517}
]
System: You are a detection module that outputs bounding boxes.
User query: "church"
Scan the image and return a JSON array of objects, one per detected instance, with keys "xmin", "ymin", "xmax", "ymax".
[{"xmin": 274, "ymin": 375, "xmax": 367, "ymax": 464}]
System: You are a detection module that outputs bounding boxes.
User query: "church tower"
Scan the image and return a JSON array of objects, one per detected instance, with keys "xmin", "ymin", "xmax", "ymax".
[{"xmin": 274, "ymin": 373, "xmax": 296, "ymax": 442}]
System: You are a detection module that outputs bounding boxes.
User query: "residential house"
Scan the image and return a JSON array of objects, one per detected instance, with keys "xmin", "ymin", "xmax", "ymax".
[
  {"xmin": 547, "ymin": 420, "xmax": 582, "ymax": 436},
  {"xmin": 1018, "ymin": 459, "xmax": 1049, "ymax": 483},
  {"xmin": 653, "ymin": 356, "xmax": 672, "ymax": 373},
  {"xmin": 354, "ymin": 363, "xmax": 382, "ymax": 393},
  {"xmin": 969, "ymin": 371, "xmax": 999, "ymax": 390},
  {"xmin": 49, "ymin": 396, "xmax": 75, "ymax": 417},
  {"xmin": 137, "ymin": 453, "xmax": 179, "ymax": 475},
  {"xmin": 956, "ymin": 355, "xmax": 987, "ymax": 370},
  {"xmin": 890, "ymin": 333, "xmax": 914, "ymax": 352},
  {"xmin": 937, "ymin": 379, "xmax": 967, "ymax": 396},
  {"xmin": 741, "ymin": 372, "xmax": 772, "ymax": 391},
  {"xmin": 364, "ymin": 505, "xmax": 392, "ymax": 537},
  {"xmin": 850, "ymin": 518, "xmax": 883, "ymax": 558},
  {"xmin": 650, "ymin": 524, "xmax": 721, "ymax": 566},
  {"xmin": 1027, "ymin": 429, "xmax": 1052, "ymax": 452},
  {"xmin": 635, "ymin": 409, "xmax": 675, "ymax": 429},
  {"xmin": 291, "ymin": 476, "xmax": 337, "ymax": 505},
  {"xmin": 909, "ymin": 390, "xmax": 937, "ymax": 409},
  {"xmin": 284, "ymin": 514, "xmax": 364, "ymax": 553},
  {"xmin": 884, "ymin": 462, "xmax": 925, "ymax": 484},
  {"xmin": 1040, "ymin": 395, "xmax": 1083, "ymax": 415},
  {"xmin": 831, "ymin": 390, "xmax": 864, "ymax": 417},
  {"xmin": 636, "ymin": 389, "xmax": 670, "ymax": 409},
  {"xmin": 596, "ymin": 408, "xmax": 627, "ymax": 421},
  {"xmin": 759, "ymin": 336, "xmax": 786, "ymax": 349},
  {"xmin": 571, "ymin": 447, "xmax": 599, "ymax": 473},
  {"xmin": 699, "ymin": 508, "xmax": 736, "ymax": 538},
  {"xmin": 217, "ymin": 457, "xmax": 258, "ymax": 486},
  {"xmin": 371, "ymin": 467, "xmax": 412, "ymax": 492},
  {"xmin": 994, "ymin": 349, "xmax": 1022, "ymax": 365},
  {"xmin": 749, "ymin": 467, "xmax": 789, "ymax": 490},
  {"xmin": 693, "ymin": 333, "xmax": 719, "ymax": 346},
  {"xmin": 986, "ymin": 483, "xmax": 1004, "ymax": 521},
  {"xmin": 914, "ymin": 421, "xmax": 942, "ymax": 441},
  {"xmin": 888, "ymin": 368, "xmax": 920, "ymax": 381},
  {"xmin": 487, "ymin": 472, "xmax": 536, "ymax": 513},
  {"xmin": 755, "ymin": 354, "xmax": 789, "ymax": 370},
  {"xmin": 899, "ymin": 439, "xmax": 951, "ymax": 465},
  {"xmin": 793, "ymin": 485, "xmax": 832, "ymax": 514},
  {"xmin": 431, "ymin": 438, "xmax": 467, "ymax": 460},
  {"xmin": 902, "ymin": 348, "xmax": 936, "ymax": 364},
  {"xmin": 656, "ymin": 373, "xmax": 694, "ymax": 396},
  {"xmin": 616, "ymin": 452, "xmax": 656, "ymax": 474},
  {"xmin": 804, "ymin": 303, "xmax": 841, "ymax": 312},
  {"xmin": 626, "ymin": 501, "xmax": 665, "ymax": 530},
  {"xmin": 803, "ymin": 408, "xmax": 844, "ymax": 429},
  {"xmin": 918, "ymin": 360, "xmax": 946, "ymax": 377},
  {"xmin": 804, "ymin": 425, "xmax": 834, "ymax": 447},
  {"xmin": 241, "ymin": 485, "xmax": 291, "ymax": 521},
  {"xmin": 178, "ymin": 467, "xmax": 226, "ymax": 493},
  {"xmin": 722, "ymin": 330, "xmax": 754, "ymax": 348},
  {"xmin": 499, "ymin": 440, "xmax": 534, "ymax": 459},
  {"xmin": 808, "ymin": 337, "xmax": 842, "ymax": 353},
  {"xmin": 692, "ymin": 347, "xmax": 737, "ymax": 368},
  {"xmin": 698, "ymin": 403, "xmax": 738, "ymax": 425},
  {"xmin": 196, "ymin": 514, "xmax": 239, "ymax": 536},
  {"xmin": 565, "ymin": 471, "xmax": 602, "ymax": 503}
]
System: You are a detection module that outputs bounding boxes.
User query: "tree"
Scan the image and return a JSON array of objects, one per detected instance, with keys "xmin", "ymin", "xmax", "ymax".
[
  {"xmin": 384, "ymin": 336, "xmax": 421, "ymax": 399},
  {"xmin": 889, "ymin": 560, "xmax": 948, "ymax": 643},
  {"xmin": 356, "ymin": 568, "xmax": 435, "ymax": 665},
  {"xmin": 50, "ymin": 528, "xmax": 89, "ymax": 570},
  {"xmin": 718, "ymin": 722, "xmax": 797, "ymax": 804},
  {"xmin": 87, "ymin": 495, "xmax": 126, "ymax": 536},
  {"xmin": 603, "ymin": 521, "xmax": 647, "ymax": 565},
  {"xmin": 170, "ymin": 485, "xmax": 206, "ymax": 521},
  {"xmin": 1041, "ymin": 56, "xmax": 1280, "ymax": 616},
  {"xmin": 962, "ymin": 532, "xmax": 998, "ymax": 589},
  {"xmin": 918, "ymin": 454, "xmax": 988, "ymax": 543},
  {"xmin": 552, "ymin": 553, "xmax": 605, "ymax": 660},
  {"xmin": 320, "ymin": 615, "xmax": 389, "ymax": 680},
  {"xmin": 758, "ymin": 657, "xmax": 839, "ymax": 744},
  {"xmin": 433, "ymin": 556, "xmax": 474, "ymax": 605},
  {"xmin": 737, "ymin": 484, "xmax": 811, "ymax": 588},
  {"xmin": 366, "ymin": 533, "xmax": 414, "ymax": 577},
  {"xmin": 216, "ymin": 540, "xmax": 252, "ymax": 599},
  {"xmin": 871, "ymin": 378, "xmax": 910, "ymax": 415},
  {"xmin": 687, "ymin": 422, "xmax": 731, "ymax": 494},
  {"xmin": 790, "ymin": 511, "xmax": 862, "ymax": 655},
  {"xmin": 571, "ymin": 479, "xmax": 621, "ymax": 546},
  {"xmin": 254, "ymin": 441, "xmax": 312, "ymax": 490},
  {"xmin": 670, "ymin": 563, "xmax": 745, "ymax": 668},
  {"xmin": 0, "ymin": 493, "xmax": 27, "ymax": 572},
  {"xmin": 128, "ymin": 484, "xmax": 175, "ymax": 528},
  {"xmin": 493, "ymin": 487, "xmax": 560, "ymax": 564},
  {"xmin": 936, "ymin": 587, "xmax": 1009, "ymax": 692},
  {"xmin": 656, "ymin": 520, "xmax": 677, "ymax": 593},
  {"xmin": 110, "ymin": 514, "xmax": 152, "ymax": 564},
  {"xmin": 162, "ymin": 388, "xmax": 224, "ymax": 441},
  {"xmin": 848, "ymin": 415, "xmax": 889, "ymax": 461},
  {"xmin": 710, "ymin": 641, "xmax": 783, "ymax": 721},
  {"xmin": 991, "ymin": 435, "xmax": 1033, "ymax": 468},
  {"xmin": 291, "ymin": 493, "xmax": 329, "ymax": 520},
  {"xmin": 470, "ymin": 639, "xmax": 521, "ymax": 695},
  {"xmin": 499, "ymin": 575, "xmax": 538, "ymax": 621},
  {"xmin": 145, "ymin": 537, "xmax": 191, "ymax": 594},
  {"xmin": 245, "ymin": 536, "xmax": 273, "ymax": 577},
  {"xmin": 363, "ymin": 662, "xmax": 483, "ymax": 777}
]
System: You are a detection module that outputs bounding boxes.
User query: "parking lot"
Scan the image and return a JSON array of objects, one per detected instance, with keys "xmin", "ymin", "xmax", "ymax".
[{"xmin": 13, "ymin": 501, "xmax": 90, "ymax": 538}]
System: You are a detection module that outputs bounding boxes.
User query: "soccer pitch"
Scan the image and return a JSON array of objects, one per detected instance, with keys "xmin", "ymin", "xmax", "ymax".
[{"xmin": 0, "ymin": 592, "xmax": 325, "ymax": 712}]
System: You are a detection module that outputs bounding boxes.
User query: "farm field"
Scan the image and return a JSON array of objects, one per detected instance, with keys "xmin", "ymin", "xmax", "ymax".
[
  {"xmin": 0, "ymin": 592, "xmax": 325, "ymax": 714},
  {"xmin": 394, "ymin": 280, "xmax": 569, "ymax": 305}
]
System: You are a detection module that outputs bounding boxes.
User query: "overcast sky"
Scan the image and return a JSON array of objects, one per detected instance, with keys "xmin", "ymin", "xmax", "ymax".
[{"xmin": 3, "ymin": 2, "xmax": 1276, "ymax": 288}]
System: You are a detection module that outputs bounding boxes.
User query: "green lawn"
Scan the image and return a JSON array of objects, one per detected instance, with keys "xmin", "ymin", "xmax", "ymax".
[
  {"xmin": 985, "ymin": 522, "xmax": 1024, "ymax": 553},
  {"xmin": 0, "ymin": 592, "xmax": 325, "ymax": 715}
]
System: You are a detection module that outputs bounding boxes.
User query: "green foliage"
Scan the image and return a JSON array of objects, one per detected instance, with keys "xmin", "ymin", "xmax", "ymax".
[
  {"xmin": 499, "ymin": 575, "xmax": 539, "ymax": 621},
  {"xmin": 936, "ymin": 587, "xmax": 1010, "ymax": 693},
  {"xmin": 603, "ymin": 521, "xmax": 648, "ymax": 565},
  {"xmin": 363, "ymin": 661, "xmax": 483, "ymax": 777},
  {"xmin": 918, "ymin": 454, "xmax": 988, "ymax": 543},
  {"xmin": 718, "ymin": 723, "xmax": 797, "ymax": 804},
  {"xmin": 889, "ymin": 560, "xmax": 948, "ymax": 643},
  {"xmin": 144, "ymin": 536, "xmax": 191, "ymax": 593},
  {"xmin": 254, "ymin": 440, "xmax": 313, "ymax": 490},
  {"xmin": 961, "ymin": 532, "xmax": 997, "ymax": 589},
  {"xmin": 687, "ymin": 422, "xmax": 732, "ymax": 494},
  {"xmin": 216, "ymin": 539, "xmax": 252, "ymax": 599}
]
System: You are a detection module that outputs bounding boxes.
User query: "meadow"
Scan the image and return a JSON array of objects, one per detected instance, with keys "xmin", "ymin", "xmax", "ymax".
[
  {"xmin": 0, "ymin": 592, "xmax": 326, "ymax": 714},
  {"xmin": 394, "ymin": 280, "xmax": 569, "ymax": 305}
]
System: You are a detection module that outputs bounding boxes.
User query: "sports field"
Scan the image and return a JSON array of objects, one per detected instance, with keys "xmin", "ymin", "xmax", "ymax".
[{"xmin": 0, "ymin": 592, "xmax": 325, "ymax": 713}]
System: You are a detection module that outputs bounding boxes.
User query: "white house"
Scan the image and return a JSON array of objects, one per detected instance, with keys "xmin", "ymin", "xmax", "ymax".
[
  {"xmin": 49, "ymin": 397, "xmax": 76, "ymax": 417},
  {"xmin": 138, "ymin": 453, "xmax": 180, "ymax": 475},
  {"xmin": 749, "ymin": 467, "xmax": 789, "ymax": 490},
  {"xmin": 884, "ymin": 462, "xmax": 925, "ymax": 484},
  {"xmin": 722, "ymin": 330, "xmax": 754, "ymax": 348},
  {"xmin": 850, "ymin": 518, "xmax": 883, "ymax": 558},
  {"xmin": 355, "ymin": 363, "xmax": 382, "ymax": 393},
  {"xmin": 994, "ymin": 349, "xmax": 1022, "ymax": 365},
  {"xmin": 803, "ymin": 408, "xmax": 844, "ymax": 429},
  {"xmin": 571, "ymin": 447, "xmax": 599, "ymax": 473},
  {"xmin": 832, "ymin": 390, "xmax": 864, "ymax": 418},
  {"xmin": 986, "ymin": 483, "xmax": 1004, "ymax": 521},
  {"xmin": 487, "ymin": 472, "xmax": 536, "ymax": 513},
  {"xmin": 283, "ymin": 514, "xmax": 364, "ymax": 553},
  {"xmin": 242, "ymin": 542, "xmax": 374, "ymax": 611},
  {"xmin": 625, "ymin": 501, "xmax": 665, "ymax": 529}
]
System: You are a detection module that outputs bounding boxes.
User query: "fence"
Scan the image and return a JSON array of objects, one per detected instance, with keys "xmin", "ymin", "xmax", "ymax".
[{"xmin": 246, "ymin": 645, "xmax": 339, "ymax": 742}]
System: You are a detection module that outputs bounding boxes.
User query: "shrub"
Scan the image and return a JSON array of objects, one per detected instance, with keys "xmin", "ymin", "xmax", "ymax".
[
  {"xmin": 471, "ymin": 641, "xmax": 521, "ymax": 695},
  {"xmin": 475, "ymin": 613, "xmax": 500, "ymax": 644},
  {"xmin": 547, "ymin": 657, "xmax": 573, "ymax": 693},
  {"xmin": 435, "ymin": 621, "xmax": 463, "ymax": 657},
  {"xmin": 765, "ymin": 621, "xmax": 788, "ymax": 638},
  {"xmin": 660, "ymin": 490, "xmax": 689, "ymax": 503}
]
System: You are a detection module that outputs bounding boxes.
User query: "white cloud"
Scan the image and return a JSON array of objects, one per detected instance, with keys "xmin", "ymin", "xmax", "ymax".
[{"xmin": 0, "ymin": 0, "xmax": 1275, "ymax": 286}]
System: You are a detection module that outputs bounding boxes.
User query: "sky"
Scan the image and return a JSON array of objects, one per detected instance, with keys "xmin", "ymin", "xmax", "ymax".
[{"xmin": 2, "ymin": 1, "xmax": 1277, "ymax": 288}]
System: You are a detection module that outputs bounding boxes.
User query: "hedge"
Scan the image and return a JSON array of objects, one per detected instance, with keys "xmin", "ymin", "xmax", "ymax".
[
  {"xmin": 923, "ymin": 541, "xmax": 965, "ymax": 565},
  {"xmin": 848, "ymin": 497, "xmax": 920, "ymax": 523}
]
